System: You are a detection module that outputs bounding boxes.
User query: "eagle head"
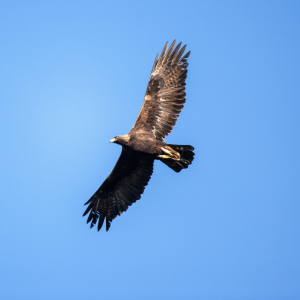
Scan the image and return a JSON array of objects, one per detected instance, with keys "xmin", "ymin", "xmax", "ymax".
[{"xmin": 110, "ymin": 134, "xmax": 130, "ymax": 145}]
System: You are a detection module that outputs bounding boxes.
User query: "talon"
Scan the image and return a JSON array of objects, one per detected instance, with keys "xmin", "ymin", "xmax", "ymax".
[
  {"xmin": 161, "ymin": 147, "xmax": 173, "ymax": 157},
  {"xmin": 157, "ymin": 155, "xmax": 171, "ymax": 159}
]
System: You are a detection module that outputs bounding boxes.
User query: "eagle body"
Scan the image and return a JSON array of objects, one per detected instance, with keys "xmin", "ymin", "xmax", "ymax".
[
  {"xmin": 112, "ymin": 132, "xmax": 166, "ymax": 157},
  {"xmin": 83, "ymin": 41, "xmax": 195, "ymax": 231}
]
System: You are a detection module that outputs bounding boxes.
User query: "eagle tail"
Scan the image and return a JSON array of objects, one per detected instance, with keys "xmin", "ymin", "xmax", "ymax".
[{"xmin": 161, "ymin": 144, "xmax": 195, "ymax": 173}]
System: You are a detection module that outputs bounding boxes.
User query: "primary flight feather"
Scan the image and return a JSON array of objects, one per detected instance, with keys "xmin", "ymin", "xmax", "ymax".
[{"xmin": 83, "ymin": 41, "xmax": 194, "ymax": 231}]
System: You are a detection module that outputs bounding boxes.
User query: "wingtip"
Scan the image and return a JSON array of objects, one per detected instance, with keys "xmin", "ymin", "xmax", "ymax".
[
  {"xmin": 83, "ymin": 203, "xmax": 93, "ymax": 217},
  {"xmin": 156, "ymin": 42, "xmax": 169, "ymax": 67},
  {"xmin": 170, "ymin": 40, "xmax": 176, "ymax": 49},
  {"xmin": 106, "ymin": 219, "xmax": 111, "ymax": 231},
  {"xmin": 182, "ymin": 50, "xmax": 191, "ymax": 60},
  {"xmin": 84, "ymin": 198, "xmax": 92, "ymax": 205},
  {"xmin": 86, "ymin": 212, "xmax": 93, "ymax": 223}
]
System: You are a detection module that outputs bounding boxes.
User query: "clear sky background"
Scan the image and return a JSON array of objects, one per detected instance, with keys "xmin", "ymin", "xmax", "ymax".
[{"xmin": 0, "ymin": 1, "xmax": 299, "ymax": 299}]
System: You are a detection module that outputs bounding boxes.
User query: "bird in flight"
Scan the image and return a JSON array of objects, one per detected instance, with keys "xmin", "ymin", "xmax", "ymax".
[{"xmin": 83, "ymin": 40, "xmax": 194, "ymax": 231}]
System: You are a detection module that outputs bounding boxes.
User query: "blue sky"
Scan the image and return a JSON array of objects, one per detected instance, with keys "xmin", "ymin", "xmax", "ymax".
[{"xmin": 0, "ymin": 1, "xmax": 299, "ymax": 299}]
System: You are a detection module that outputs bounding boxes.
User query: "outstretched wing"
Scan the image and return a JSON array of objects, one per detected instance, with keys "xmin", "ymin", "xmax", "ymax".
[
  {"xmin": 83, "ymin": 149, "xmax": 154, "ymax": 231},
  {"xmin": 130, "ymin": 40, "xmax": 190, "ymax": 141}
]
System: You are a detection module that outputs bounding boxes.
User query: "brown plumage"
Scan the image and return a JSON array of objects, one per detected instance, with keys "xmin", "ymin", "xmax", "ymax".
[{"xmin": 83, "ymin": 41, "xmax": 195, "ymax": 231}]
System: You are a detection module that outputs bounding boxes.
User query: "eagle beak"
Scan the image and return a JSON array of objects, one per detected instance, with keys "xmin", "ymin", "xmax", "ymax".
[{"xmin": 110, "ymin": 138, "xmax": 117, "ymax": 143}]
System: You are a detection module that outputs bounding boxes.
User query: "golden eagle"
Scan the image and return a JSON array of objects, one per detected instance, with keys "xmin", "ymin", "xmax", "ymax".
[{"xmin": 83, "ymin": 41, "xmax": 194, "ymax": 231}]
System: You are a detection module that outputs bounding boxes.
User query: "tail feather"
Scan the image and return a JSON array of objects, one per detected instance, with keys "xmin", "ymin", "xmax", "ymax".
[{"xmin": 161, "ymin": 144, "xmax": 195, "ymax": 172}]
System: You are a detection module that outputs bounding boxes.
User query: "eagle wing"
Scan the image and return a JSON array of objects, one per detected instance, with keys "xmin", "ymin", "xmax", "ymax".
[
  {"xmin": 130, "ymin": 40, "xmax": 190, "ymax": 141},
  {"xmin": 83, "ymin": 149, "xmax": 154, "ymax": 231}
]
